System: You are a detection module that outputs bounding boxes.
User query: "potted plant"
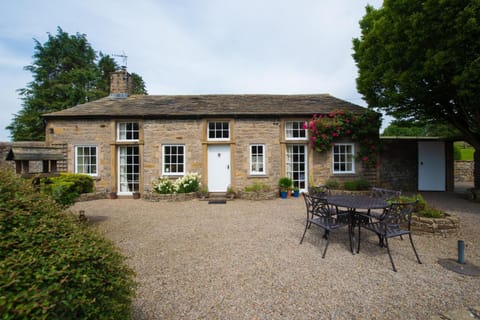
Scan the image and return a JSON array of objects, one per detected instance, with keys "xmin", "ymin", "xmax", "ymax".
[
  {"xmin": 278, "ymin": 176, "xmax": 293, "ymax": 199},
  {"xmin": 293, "ymin": 187, "xmax": 300, "ymax": 197}
]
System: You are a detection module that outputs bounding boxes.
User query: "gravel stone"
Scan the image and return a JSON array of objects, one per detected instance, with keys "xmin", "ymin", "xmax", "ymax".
[{"xmin": 73, "ymin": 191, "xmax": 480, "ymax": 320}]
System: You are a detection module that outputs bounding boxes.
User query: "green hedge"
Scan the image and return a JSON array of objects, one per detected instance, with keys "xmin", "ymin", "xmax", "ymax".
[
  {"xmin": 0, "ymin": 169, "xmax": 136, "ymax": 319},
  {"xmin": 41, "ymin": 173, "xmax": 94, "ymax": 207},
  {"xmin": 343, "ymin": 178, "xmax": 371, "ymax": 191}
]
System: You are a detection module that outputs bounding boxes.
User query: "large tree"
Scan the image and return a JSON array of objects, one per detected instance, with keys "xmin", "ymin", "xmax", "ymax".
[
  {"xmin": 353, "ymin": 0, "xmax": 480, "ymax": 187},
  {"xmin": 8, "ymin": 27, "xmax": 147, "ymax": 141}
]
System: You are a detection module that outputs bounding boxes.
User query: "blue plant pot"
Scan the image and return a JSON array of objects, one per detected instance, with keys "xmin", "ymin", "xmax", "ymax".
[
  {"xmin": 280, "ymin": 191, "xmax": 288, "ymax": 199},
  {"xmin": 293, "ymin": 190, "xmax": 299, "ymax": 197}
]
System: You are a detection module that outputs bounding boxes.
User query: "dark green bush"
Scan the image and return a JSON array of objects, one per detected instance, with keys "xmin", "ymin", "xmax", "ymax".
[
  {"xmin": 41, "ymin": 173, "xmax": 94, "ymax": 207},
  {"xmin": 399, "ymin": 193, "xmax": 444, "ymax": 218},
  {"xmin": 0, "ymin": 169, "xmax": 136, "ymax": 319},
  {"xmin": 325, "ymin": 179, "xmax": 339, "ymax": 189},
  {"xmin": 343, "ymin": 178, "xmax": 371, "ymax": 191}
]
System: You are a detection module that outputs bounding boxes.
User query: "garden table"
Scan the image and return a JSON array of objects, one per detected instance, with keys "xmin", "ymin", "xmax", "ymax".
[{"xmin": 324, "ymin": 195, "xmax": 389, "ymax": 254}]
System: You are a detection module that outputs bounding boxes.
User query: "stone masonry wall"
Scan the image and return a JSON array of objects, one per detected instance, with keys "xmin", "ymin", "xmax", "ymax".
[
  {"xmin": 454, "ymin": 160, "xmax": 473, "ymax": 182},
  {"xmin": 142, "ymin": 119, "xmax": 204, "ymax": 192},
  {"xmin": 45, "ymin": 119, "xmax": 114, "ymax": 192},
  {"xmin": 380, "ymin": 140, "xmax": 418, "ymax": 191},
  {"xmin": 46, "ymin": 116, "xmax": 379, "ymax": 195},
  {"xmin": 233, "ymin": 118, "xmax": 282, "ymax": 192}
]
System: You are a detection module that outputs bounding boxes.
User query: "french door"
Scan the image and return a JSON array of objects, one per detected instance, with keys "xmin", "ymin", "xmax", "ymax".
[
  {"xmin": 286, "ymin": 144, "xmax": 308, "ymax": 191},
  {"xmin": 118, "ymin": 146, "xmax": 140, "ymax": 195}
]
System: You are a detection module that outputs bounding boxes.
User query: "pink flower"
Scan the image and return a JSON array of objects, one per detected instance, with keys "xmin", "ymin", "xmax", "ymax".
[
  {"xmin": 329, "ymin": 112, "xmax": 335, "ymax": 118},
  {"xmin": 303, "ymin": 122, "xmax": 308, "ymax": 130},
  {"xmin": 332, "ymin": 132, "xmax": 339, "ymax": 137},
  {"xmin": 362, "ymin": 156, "xmax": 368, "ymax": 162},
  {"xmin": 370, "ymin": 145, "xmax": 376, "ymax": 150},
  {"xmin": 346, "ymin": 129, "xmax": 351, "ymax": 134},
  {"xmin": 311, "ymin": 136, "xmax": 316, "ymax": 141}
]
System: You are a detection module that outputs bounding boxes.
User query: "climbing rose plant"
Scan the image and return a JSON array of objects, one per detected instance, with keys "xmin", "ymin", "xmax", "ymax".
[{"xmin": 304, "ymin": 110, "xmax": 381, "ymax": 168}]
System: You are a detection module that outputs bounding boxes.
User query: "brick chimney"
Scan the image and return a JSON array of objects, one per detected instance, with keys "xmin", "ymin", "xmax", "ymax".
[{"xmin": 109, "ymin": 67, "xmax": 132, "ymax": 98}]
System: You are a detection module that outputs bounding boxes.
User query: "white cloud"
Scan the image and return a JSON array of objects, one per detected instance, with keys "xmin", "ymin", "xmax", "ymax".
[{"xmin": 0, "ymin": 0, "xmax": 384, "ymax": 141}]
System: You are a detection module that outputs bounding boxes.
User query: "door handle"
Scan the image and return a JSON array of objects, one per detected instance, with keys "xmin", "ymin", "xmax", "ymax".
[{"xmin": 227, "ymin": 165, "xmax": 230, "ymax": 169}]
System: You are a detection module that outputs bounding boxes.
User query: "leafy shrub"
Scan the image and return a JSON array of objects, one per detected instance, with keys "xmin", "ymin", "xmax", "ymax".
[
  {"xmin": 398, "ymin": 193, "xmax": 444, "ymax": 218},
  {"xmin": 278, "ymin": 177, "xmax": 293, "ymax": 190},
  {"xmin": 41, "ymin": 173, "xmax": 94, "ymax": 207},
  {"xmin": 244, "ymin": 182, "xmax": 271, "ymax": 192},
  {"xmin": 325, "ymin": 179, "xmax": 340, "ymax": 189},
  {"xmin": 0, "ymin": 168, "xmax": 136, "ymax": 319},
  {"xmin": 153, "ymin": 172, "xmax": 201, "ymax": 194},
  {"xmin": 343, "ymin": 178, "xmax": 371, "ymax": 191}
]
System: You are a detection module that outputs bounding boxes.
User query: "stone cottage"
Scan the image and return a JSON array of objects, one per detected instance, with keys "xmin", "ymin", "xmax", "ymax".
[{"xmin": 42, "ymin": 70, "xmax": 379, "ymax": 197}]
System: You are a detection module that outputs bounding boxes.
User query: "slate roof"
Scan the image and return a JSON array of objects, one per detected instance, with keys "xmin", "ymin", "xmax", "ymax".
[
  {"xmin": 6, "ymin": 146, "xmax": 66, "ymax": 161},
  {"xmin": 43, "ymin": 94, "xmax": 368, "ymax": 119}
]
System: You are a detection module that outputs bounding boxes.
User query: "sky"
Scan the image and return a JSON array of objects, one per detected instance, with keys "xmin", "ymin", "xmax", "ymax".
[{"xmin": 0, "ymin": 0, "xmax": 385, "ymax": 142}]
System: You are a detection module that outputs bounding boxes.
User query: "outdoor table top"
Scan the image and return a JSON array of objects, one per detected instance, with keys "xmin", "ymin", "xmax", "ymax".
[{"xmin": 325, "ymin": 195, "xmax": 389, "ymax": 210}]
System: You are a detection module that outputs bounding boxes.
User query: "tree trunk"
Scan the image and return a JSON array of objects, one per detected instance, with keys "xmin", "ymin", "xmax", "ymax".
[{"xmin": 475, "ymin": 149, "xmax": 480, "ymax": 189}]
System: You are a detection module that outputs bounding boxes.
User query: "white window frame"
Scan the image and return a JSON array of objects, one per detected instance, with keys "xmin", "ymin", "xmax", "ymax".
[
  {"xmin": 250, "ymin": 144, "xmax": 266, "ymax": 175},
  {"xmin": 75, "ymin": 145, "xmax": 98, "ymax": 176},
  {"xmin": 332, "ymin": 143, "xmax": 355, "ymax": 174},
  {"xmin": 162, "ymin": 144, "xmax": 186, "ymax": 176},
  {"xmin": 285, "ymin": 121, "xmax": 307, "ymax": 140},
  {"xmin": 117, "ymin": 122, "xmax": 139, "ymax": 142},
  {"xmin": 207, "ymin": 121, "xmax": 230, "ymax": 141}
]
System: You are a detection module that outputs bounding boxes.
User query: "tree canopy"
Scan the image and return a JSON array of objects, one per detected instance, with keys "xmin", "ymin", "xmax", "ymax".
[
  {"xmin": 382, "ymin": 120, "xmax": 460, "ymax": 137},
  {"xmin": 7, "ymin": 27, "xmax": 147, "ymax": 141},
  {"xmin": 353, "ymin": 0, "xmax": 480, "ymax": 186}
]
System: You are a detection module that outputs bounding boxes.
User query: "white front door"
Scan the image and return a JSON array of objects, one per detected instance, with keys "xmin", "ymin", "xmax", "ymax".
[
  {"xmin": 418, "ymin": 141, "xmax": 445, "ymax": 191},
  {"xmin": 208, "ymin": 145, "xmax": 231, "ymax": 192}
]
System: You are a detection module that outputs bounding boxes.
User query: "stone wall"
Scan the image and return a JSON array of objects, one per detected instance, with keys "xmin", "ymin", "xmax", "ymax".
[
  {"xmin": 45, "ymin": 116, "xmax": 381, "ymax": 194},
  {"xmin": 454, "ymin": 160, "xmax": 473, "ymax": 182},
  {"xmin": 380, "ymin": 140, "xmax": 418, "ymax": 191},
  {"xmin": 45, "ymin": 119, "xmax": 114, "ymax": 192},
  {"xmin": 410, "ymin": 214, "xmax": 460, "ymax": 236}
]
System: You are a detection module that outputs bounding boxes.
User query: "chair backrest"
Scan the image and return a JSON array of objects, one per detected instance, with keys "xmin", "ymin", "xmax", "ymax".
[
  {"xmin": 308, "ymin": 185, "xmax": 331, "ymax": 198},
  {"xmin": 302, "ymin": 192, "xmax": 333, "ymax": 218},
  {"xmin": 382, "ymin": 200, "xmax": 418, "ymax": 228},
  {"xmin": 371, "ymin": 187, "xmax": 401, "ymax": 201}
]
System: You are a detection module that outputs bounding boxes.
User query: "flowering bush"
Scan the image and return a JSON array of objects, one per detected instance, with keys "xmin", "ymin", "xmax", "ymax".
[
  {"xmin": 305, "ymin": 110, "xmax": 380, "ymax": 167},
  {"xmin": 153, "ymin": 177, "xmax": 175, "ymax": 194},
  {"xmin": 175, "ymin": 172, "xmax": 201, "ymax": 193},
  {"xmin": 153, "ymin": 172, "xmax": 201, "ymax": 194}
]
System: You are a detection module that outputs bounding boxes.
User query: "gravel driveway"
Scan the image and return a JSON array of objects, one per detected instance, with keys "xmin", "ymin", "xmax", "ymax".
[{"xmin": 73, "ymin": 191, "xmax": 480, "ymax": 320}]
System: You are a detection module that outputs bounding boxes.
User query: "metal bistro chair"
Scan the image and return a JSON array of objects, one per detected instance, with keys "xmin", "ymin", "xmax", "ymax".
[
  {"xmin": 300, "ymin": 192, "xmax": 351, "ymax": 258},
  {"xmin": 357, "ymin": 201, "xmax": 422, "ymax": 272},
  {"xmin": 370, "ymin": 187, "xmax": 402, "ymax": 201},
  {"xmin": 308, "ymin": 185, "xmax": 331, "ymax": 198}
]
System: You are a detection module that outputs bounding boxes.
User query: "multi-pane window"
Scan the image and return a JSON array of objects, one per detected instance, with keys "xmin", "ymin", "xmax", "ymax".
[
  {"xmin": 250, "ymin": 144, "xmax": 265, "ymax": 175},
  {"xmin": 208, "ymin": 121, "xmax": 230, "ymax": 140},
  {"xmin": 163, "ymin": 144, "xmax": 185, "ymax": 175},
  {"xmin": 117, "ymin": 122, "xmax": 139, "ymax": 141},
  {"xmin": 285, "ymin": 121, "xmax": 307, "ymax": 140},
  {"xmin": 118, "ymin": 146, "xmax": 139, "ymax": 193},
  {"xmin": 333, "ymin": 143, "xmax": 355, "ymax": 173},
  {"xmin": 75, "ymin": 145, "xmax": 97, "ymax": 175},
  {"xmin": 286, "ymin": 144, "xmax": 307, "ymax": 189}
]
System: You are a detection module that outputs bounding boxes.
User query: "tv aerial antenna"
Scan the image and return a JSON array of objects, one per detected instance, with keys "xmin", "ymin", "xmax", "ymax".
[{"xmin": 112, "ymin": 52, "xmax": 128, "ymax": 69}]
